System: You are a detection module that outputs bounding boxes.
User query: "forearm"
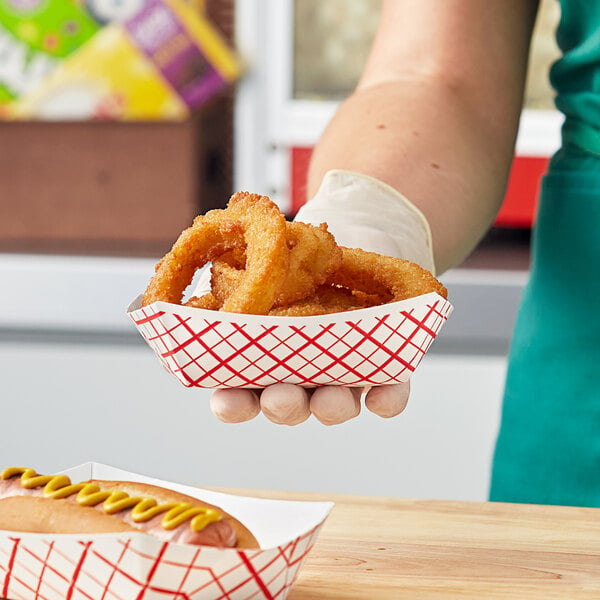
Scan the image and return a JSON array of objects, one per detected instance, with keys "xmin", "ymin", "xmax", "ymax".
[
  {"xmin": 307, "ymin": 79, "xmax": 516, "ymax": 273},
  {"xmin": 307, "ymin": 0, "xmax": 538, "ymax": 274}
]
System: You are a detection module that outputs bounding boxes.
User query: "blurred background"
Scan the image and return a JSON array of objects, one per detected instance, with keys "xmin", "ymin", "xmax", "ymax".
[{"xmin": 1, "ymin": 0, "xmax": 561, "ymax": 500}]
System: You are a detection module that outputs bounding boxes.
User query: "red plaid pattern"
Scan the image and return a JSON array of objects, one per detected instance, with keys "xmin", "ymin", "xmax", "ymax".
[
  {"xmin": 0, "ymin": 523, "xmax": 323, "ymax": 600},
  {"xmin": 129, "ymin": 294, "xmax": 452, "ymax": 389}
]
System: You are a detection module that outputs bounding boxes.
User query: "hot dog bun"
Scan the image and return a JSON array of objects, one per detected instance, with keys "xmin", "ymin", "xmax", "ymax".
[
  {"xmin": 89, "ymin": 480, "xmax": 259, "ymax": 548},
  {"xmin": 0, "ymin": 468, "xmax": 259, "ymax": 549}
]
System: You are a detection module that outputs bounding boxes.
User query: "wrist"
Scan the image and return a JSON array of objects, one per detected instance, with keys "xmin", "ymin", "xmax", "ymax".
[{"xmin": 295, "ymin": 170, "xmax": 437, "ymax": 274}]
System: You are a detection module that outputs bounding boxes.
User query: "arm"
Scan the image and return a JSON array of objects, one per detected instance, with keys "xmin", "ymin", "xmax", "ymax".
[
  {"xmin": 210, "ymin": 0, "xmax": 539, "ymax": 426},
  {"xmin": 307, "ymin": 0, "xmax": 539, "ymax": 273}
]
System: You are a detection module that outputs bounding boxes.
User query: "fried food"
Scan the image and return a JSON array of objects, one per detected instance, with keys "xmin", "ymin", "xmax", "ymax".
[
  {"xmin": 184, "ymin": 293, "xmax": 222, "ymax": 310},
  {"xmin": 142, "ymin": 192, "xmax": 288, "ymax": 314},
  {"xmin": 142, "ymin": 191, "xmax": 447, "ymax": 317},
  {"xmin": 216, "ymin": 193, "xmax": 288, "ymax": 314},
  {"xmin": 268, "ymin": 284, "xmax": 380, "ymax": 316},
  {"xmin": 214, "ymin": 247, "xmax": 246, "ymax": 269},
  {"xmin": 209, "ymin": 261, "xmax": 242, "ymax": 305},
  {"xmin": 210, "ymin": 221, "xmax": 342, "ymax": 308},
  {"xmin": 274, "ymin": 222, "xmax": 342, "ymax": 306},
  {"xmin": 327, "ymin": 247, "xmax": 447, "ymax": 302}
]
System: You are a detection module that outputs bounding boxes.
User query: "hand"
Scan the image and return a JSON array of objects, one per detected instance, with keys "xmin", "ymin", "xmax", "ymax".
[
  {"xmin": 210, "ymin": 383, "xmax": 410, "ymax": 425},
  {"xmin": 204, "ymin": 171, "xmax": 430, "ymax": 426}
]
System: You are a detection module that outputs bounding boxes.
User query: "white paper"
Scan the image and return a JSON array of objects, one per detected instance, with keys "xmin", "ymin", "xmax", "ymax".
[{"xmin": 128, "ymin": 292, "xmax": 453, "ymax": 389}]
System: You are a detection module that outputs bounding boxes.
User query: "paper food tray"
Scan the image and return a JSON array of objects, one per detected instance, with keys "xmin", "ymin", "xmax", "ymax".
[
  {"xmin": 128, "ymin": 291, "xmax": 453, "ymax": 389},
  {"xmin": 0, "ymin": 462, "xmax": 333, "ymax": 600}
]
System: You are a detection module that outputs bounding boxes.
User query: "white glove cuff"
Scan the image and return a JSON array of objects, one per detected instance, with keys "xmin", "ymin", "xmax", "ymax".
[{"xmin": 294, "ymin": 170, "xmax": 436, "ymax": 274}]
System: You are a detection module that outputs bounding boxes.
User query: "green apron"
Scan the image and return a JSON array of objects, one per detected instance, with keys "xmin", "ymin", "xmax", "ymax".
[
  {"xmin": 490, "ymin": 0, "xmax": 600, "ymax": 507},
  {"xmin": 490, "ymin": 150, "xmax": 600, "ymax": 507}
]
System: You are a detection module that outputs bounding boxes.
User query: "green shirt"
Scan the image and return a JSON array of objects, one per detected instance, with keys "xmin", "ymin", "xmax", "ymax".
[{"xmin": 551, "ymin": 0, "xmax": 600, "ymax": 155}]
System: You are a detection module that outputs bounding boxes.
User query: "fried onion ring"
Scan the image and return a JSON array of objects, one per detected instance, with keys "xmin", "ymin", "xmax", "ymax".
[
  {"xmin": 211, "ymin": 248, "xmax": 246, "ymax": 269},
  {"xmin": 209, "ymin": 261, "xmax": 242, "ymax": 306},
  {"xmin": 326, "ymin": 247, "xmax": 448, "ymax": 301},
  {"xmin": 142, "ymin": 192, "xmax": 288, "ymax": 314},
  {"xmin": 142, "ymin": 192, "xmax": 447, "ymax": 317},
  {"xmin": 209, "ymin": 221, "xmax": 342, "ymax": 308},
  {"xmin": 184, "ymin": 293, "xmax": 222, "ymax": 310},
  {"xmin": 268, "ymin": 284, "xmax": 381, "ymax": 317},
  {"xmin": 274, "ymin": 222, "xmax": 342, "ymax": 306}
]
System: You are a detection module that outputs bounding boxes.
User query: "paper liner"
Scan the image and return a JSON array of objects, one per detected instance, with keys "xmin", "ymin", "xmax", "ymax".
[
  {"xmin": 128, "ymin": 292, "xmax": 453, "ymax": 389},
  {"xmin": 0, "ymin": 463, "xmax": 332, "ymax": 600}
]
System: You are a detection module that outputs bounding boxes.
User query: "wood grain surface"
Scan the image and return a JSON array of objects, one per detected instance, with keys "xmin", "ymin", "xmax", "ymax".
[{"xmin": 226, "ymin": 489, "xmax": 600, "ymax": 599}]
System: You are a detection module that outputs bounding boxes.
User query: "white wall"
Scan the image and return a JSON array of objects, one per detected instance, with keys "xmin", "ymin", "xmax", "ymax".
[
  {"xmin": 0, "ymin": 340, "xmax": 505, "ymax": 501},
  {"xmin": 0, "ymin": 253, "xmax": 510, "ymax": 501}
]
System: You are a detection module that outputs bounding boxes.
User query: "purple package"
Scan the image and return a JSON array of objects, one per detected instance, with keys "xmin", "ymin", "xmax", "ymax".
[{"xmin": 124, "ymin": 0, "xmax": 225, "ymax": 107}]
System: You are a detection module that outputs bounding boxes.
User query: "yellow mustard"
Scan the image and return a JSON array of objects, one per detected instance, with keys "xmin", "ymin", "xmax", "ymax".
[{"xmin": 1, "ymin": 467, "xmax": 221, "ymax": 532}]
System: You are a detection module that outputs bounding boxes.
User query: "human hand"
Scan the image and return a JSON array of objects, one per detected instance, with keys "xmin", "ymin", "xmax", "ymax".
[
  {"xmin": 208, "ymin": 170, "xmax": 434, "ymax": 425},
  {"xmin": 210, "ymin": 383, "xmax": 410, "ymax": 425}
]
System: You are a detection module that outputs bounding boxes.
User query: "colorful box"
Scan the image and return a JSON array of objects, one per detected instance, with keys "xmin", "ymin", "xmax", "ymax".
[
  {"xmin": 0, "ymin": 0, "xmax": 99, "ymax": 104},
  {"xmin": 5, "ymin": 0, "xmax": 240, "ymax": 119}
]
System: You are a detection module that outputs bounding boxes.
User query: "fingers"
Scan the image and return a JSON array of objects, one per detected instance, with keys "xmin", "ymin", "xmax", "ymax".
[
  {"xmin": 310, "ymin": 386, "xmax": 362, "ymax": 426},
  {"xmin": 211, "ymin": 383, "xmax": 409, "ymax": 424},
  {"xmin": 260, "ymin": 384, "xmax": 311, "ymax": 425},
  {"xmin": 364, "ymin": 382, "xmax": 410, "ymax": 418},
  {"xmin": 210, "ymin": 389, "xmax": 261, "ymax": 423}
]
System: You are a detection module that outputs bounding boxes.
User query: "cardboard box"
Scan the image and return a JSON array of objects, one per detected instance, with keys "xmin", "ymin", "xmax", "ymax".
[{"xmin": 0, "ymin": 114, "xmax": 231, "ymax": 256}]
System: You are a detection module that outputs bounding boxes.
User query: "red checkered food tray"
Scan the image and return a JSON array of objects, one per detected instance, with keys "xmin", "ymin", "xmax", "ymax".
[
  {"xmin": 0, "ymin": 462, "xmax": 332, "ymax": 600},
  {"xmin": 128, "ymin": 292, "xmax": 453, "ymax": 389}
]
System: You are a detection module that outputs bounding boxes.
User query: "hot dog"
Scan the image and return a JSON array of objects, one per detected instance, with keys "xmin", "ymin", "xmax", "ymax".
[{"xmin": 0, "ymin": 467, "xmax": 258, "ymax": 548}]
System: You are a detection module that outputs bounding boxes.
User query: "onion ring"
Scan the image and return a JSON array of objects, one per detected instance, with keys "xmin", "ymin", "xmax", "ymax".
[
  {"xmin": 184, "ymin": 293, "xmax": 222, "ymax": 310},
  {"xmin": 326, "ymin": 247, "xmax": 448, "ymax": 301},
  {"xmin": 274, "ymin": 222, "xmax": 342, "ymax": 306},
  {"xmin": 142, "ymin": 193, "xmax": 447, "ymax": 317},
  {"xmin": 210, "ymin": 221, "xmax": 342, "ymax": 308},
  {"xmin": 142, "ymin": 192, "xmax": 288, "ymax": 314},
  {"xmin": 212, "ymin": 248, "xmax": 246, "ymax": 269},
  {"xmin": 268, "ymin": 284, "xmax": 381, "ymax": 317},
  {"xmin": 209, "ymin": 261, "xmax": 242, "ymax": 305}
]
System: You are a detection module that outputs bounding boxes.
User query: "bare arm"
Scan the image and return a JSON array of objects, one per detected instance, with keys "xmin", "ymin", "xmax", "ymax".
[
  {"xmin": 210, "ymin": 0, "xmax": 540, "ymax": 426},
  {"xmin": 307, "ymin": 0, "xmax": 539, "ymax": 273}
]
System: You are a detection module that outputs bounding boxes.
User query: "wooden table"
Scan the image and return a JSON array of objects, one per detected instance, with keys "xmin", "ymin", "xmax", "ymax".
[{"xmin": 235, "ymin": 489, "xmax": 600, "ymax": 599}]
